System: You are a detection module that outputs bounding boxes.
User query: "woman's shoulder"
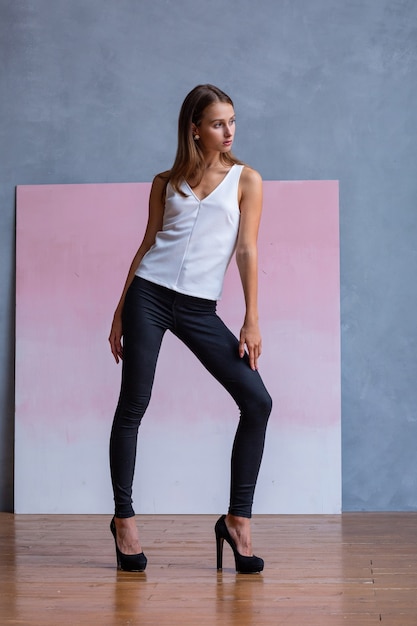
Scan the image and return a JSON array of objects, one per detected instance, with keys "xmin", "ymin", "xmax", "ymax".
[
  {"xmin": 239, "ymin": 165, "xmax": 263, "ymax": 188},
  {"xmin": 154, "ymin": 169, "xmax": 171, "ymax": 180},
  {"xmin": 150, "ymin": 170, "xmax": 171, "ymax": 197},
  {"xmin": 153, "ymin": 170, "xmax": 171, "ymax": 185}
]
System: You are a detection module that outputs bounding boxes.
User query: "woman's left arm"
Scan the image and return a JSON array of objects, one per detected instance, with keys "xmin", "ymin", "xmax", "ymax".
[{"xmin": 236, "ymin": 167, "xmax": 263, "ymax": 371}]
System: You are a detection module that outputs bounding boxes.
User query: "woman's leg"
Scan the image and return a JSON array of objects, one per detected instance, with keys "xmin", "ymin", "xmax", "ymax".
[
  {"xmin": 110, "ymin": 278, "xmax": 173, "ymax": 519},
  {"xmin": 172, "ymin": 294, "xmax": 272, "ymax": 520}
]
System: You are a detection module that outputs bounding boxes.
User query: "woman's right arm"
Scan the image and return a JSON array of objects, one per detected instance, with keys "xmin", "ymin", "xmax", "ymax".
[{"xmin": 108, "ymin": 173, "xmax": 167, "ymax": 363}]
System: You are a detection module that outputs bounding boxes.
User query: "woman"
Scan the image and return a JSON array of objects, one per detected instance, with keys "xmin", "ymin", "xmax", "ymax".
[{"xmin": 108, "ymin": 84, "xmax": 272, "ymax": 574}]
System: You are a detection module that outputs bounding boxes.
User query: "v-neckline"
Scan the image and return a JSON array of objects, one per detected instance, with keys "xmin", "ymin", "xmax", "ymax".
[{"xmin": 185, "ymin": 165, "xmax": 235, "ymax": 202}]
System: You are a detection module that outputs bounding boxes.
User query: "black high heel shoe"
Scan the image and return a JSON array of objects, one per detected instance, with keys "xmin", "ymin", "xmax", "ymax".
[
  {"xmin": 110, "ymin": 517, "xmax": 147, "ymax": 572},
  {"xmin": 215, "ymin": 514, "xmax": 264, "ymax": 574}
]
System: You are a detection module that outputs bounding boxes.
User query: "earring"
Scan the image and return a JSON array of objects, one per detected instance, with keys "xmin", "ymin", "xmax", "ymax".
[{"xmin": 193, "ymin": 134, "xmax": 200, "ymax": 140}]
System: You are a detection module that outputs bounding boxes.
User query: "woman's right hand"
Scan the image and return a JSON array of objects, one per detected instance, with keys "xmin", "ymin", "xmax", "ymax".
[{"xmin": 109, "ymin": 312, "xmax": 123, "ymax": 364}]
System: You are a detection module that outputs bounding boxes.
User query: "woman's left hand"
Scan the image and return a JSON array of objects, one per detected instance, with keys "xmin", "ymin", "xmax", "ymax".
[{"xmin": 239, "ymin": 322, "xmax": 262, "ymax": 371}]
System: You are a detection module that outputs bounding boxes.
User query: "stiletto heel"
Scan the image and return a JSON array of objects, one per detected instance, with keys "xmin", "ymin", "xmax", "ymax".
[
  {"xmin": 110, "ymin": 517, "xmax": 147, "ymax": 572},
  {"xmin": 216, "ymin": 534, "xmax": 224, "ymax": 570},
  {"xmin": 215, "ymin": 515, "xmax": 264, "ymax": 574}
]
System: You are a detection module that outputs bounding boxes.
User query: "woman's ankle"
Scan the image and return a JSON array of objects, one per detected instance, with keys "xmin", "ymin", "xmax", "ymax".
[
  {"xmin": 113, "ymin": 516, "xmax": 142, "ymax": 553},
  {"xmin": 225, "ymin": 514, "xmax": 253, "ymax": 555}
]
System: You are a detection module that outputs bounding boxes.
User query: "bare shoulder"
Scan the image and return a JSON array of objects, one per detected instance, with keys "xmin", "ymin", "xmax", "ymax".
[
  {"xmin": 153, "ymin": 170, "xmax": 171, "ymax": 187},
  {"xmin": 239, "ymin": 167, "xmax": 262, "ymax": 206},
  {"xmin": 150, "ymin": 170, "xmax": 171, "ymax": 201},
  {"xmin": 155, "ymin": 169, "xmax": 171, "ymax": 180},
  {"xmin": 240, "ymin": 166, "xmax": 262, "ymax": 191}
]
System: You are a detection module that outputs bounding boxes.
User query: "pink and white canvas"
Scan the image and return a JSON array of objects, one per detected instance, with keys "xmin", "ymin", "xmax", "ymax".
[{"xmin": 15, "ymin": 180, "xmax": 340, "ymax": 514}]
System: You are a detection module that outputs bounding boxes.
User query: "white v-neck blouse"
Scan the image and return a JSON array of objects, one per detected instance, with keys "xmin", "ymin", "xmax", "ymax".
[{"xmin": 136, "ymin": 164, "xmax": 244, "ymax": 300}]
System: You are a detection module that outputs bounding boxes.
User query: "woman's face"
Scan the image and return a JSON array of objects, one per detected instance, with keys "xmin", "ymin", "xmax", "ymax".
[{"xmin": 194, "ymin": 102, "xmax": 236, "ymax": 155}]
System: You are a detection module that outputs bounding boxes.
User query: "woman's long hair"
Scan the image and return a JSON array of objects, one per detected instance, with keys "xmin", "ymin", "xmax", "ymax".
[{"xmin": 168, "ymin": 84, "xmax": 244, "ymax": 196}]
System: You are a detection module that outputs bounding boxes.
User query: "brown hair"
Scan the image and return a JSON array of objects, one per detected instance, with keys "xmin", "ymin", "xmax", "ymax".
[{"xmin": 168, "ymin": 84, "xmax": 244, "ymax": 196}]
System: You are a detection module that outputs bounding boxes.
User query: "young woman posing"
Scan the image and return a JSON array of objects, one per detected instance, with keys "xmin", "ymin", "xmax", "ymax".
[{"xmin": 108, "ymin": 84, "xmax": 272, "ymax": 573}]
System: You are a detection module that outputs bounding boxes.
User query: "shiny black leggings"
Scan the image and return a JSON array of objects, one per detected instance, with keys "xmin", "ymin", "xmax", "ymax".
[{"xmin": 110, "ymin": 277, "xmax": 272, "ymax": 519}]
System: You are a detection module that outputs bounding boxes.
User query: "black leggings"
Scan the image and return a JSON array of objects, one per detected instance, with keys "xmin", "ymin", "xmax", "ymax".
[{"xmin": 110, "ymin": 277, "xmax": 272, "ymax": 519}]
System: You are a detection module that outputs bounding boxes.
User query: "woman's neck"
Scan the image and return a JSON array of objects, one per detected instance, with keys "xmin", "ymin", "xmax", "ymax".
[{"xmin": 200, "ymin": 151, "xmax": 223, "ymax": 170}]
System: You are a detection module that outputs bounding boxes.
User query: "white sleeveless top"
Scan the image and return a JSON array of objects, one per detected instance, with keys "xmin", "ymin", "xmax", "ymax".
[{"xmin": 136, "ymin": 164, "xmax": 244, "ymax": 300}]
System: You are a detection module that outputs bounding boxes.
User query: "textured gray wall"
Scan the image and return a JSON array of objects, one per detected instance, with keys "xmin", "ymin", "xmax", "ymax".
[{"xmin": 1, "ymin": 0, "xmax": 416, "ymax": 511}]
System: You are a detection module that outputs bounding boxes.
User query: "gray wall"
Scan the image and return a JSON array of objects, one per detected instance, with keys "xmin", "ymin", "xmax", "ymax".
[{"xmin": 1, "ymin": 0, "xmax": 416, "ymax": 511}]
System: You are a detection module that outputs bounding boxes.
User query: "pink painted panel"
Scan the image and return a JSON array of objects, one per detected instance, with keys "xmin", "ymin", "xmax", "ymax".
[
  {"xmin": 15, "ymin": 180, "xmax": 340, "ymax": 513},
  {"xmin": 16, "ymin": 184, "xmax": 150, "ymax": 431}
]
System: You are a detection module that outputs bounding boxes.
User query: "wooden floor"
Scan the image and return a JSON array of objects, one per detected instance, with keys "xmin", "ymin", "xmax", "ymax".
[{"xmin": 1, "ymin": 513, "xmax": 417, "ymax": 625}]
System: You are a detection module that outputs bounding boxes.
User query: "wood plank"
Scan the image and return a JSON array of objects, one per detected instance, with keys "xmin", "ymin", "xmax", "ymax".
[{"xmin": 1, "ymin": 513, "xmax": 417, "ymax": 624}]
